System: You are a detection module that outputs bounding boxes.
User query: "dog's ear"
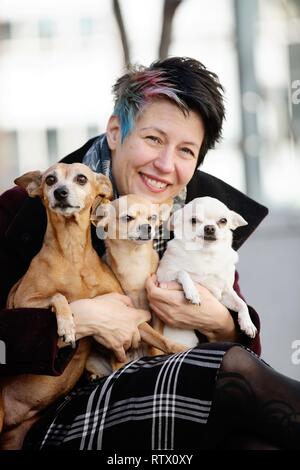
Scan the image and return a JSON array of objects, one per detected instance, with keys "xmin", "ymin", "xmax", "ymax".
[
  {"xmin": 90, "ymin": 196, "xmax": 111, "ymax": 229},
  {"xmin": 95, "ymin": 173, "xmax": 113, "ymax": 201},
  {"xmin": 229, "ymin": 210, "xmax": 248, "ymax": 230},
  {"xmin": 14, "ymin": 171, "xmax": 43, "ymax": 197}
]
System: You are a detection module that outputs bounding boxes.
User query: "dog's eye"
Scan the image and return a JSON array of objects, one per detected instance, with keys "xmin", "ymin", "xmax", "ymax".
[
  {"xmin": 45, "ymin": 175, "xmax": 57, "ymax": 186},
  {"xmin": 76, "ymin": 174, "xmax": 87, "ymax": 185},
  {"xmin": 191, "ymin": 217, "xmax": 198, "ymax": 224},
  {"xmin": 148, "ymin": 214, "xmax": 158, "ymax": 222},
  {"xmin": 219, "ymin": 218, "xmax": 227, "ymax": 225},
  {"xmin": 121, "ymin": 215, "xmax": 134, "ymax": 222}
]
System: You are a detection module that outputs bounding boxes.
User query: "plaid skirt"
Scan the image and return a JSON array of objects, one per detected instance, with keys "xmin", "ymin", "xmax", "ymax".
[{"xmin": 24, "ymin": 342, "xmax": 236, "ymax": 450}]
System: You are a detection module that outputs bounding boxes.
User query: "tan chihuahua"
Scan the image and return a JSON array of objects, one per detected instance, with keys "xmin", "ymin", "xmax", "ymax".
[{"xmin": 91, "ymin": 194, "xmax": 186, "ymax": 360}]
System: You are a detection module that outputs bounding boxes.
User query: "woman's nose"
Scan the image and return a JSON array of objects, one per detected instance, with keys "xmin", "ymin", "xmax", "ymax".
[{"xmin": 153, "ymin": 148, "xmax": 175, "ymax": 173}]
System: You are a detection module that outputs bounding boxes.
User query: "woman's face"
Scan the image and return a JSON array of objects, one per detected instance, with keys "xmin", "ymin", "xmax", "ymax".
[{"xmin": 107, "ymin": 99, "xmax": 205, "ymax": 203}]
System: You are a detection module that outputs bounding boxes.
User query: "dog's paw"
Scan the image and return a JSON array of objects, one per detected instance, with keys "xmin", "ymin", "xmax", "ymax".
[
  {"xmin": 169, "ymin": 341, "xmax": 188, "ymax": 354},
  {"xmin": 238, "ymin": 317, "xmax": 257, "ymax": 339},
  {"xmin": 184, "ymin": 288, "xmax": 201, "ymax": 305},
  {"xmin": 57, "ymin": 316, "xmax": 76, "ymax": 348},
  {"xmin": 88, "ymin": 373, "xmax": 103, "ymax": 382}
]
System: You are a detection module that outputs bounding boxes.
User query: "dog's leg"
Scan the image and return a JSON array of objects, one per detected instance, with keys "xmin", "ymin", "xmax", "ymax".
[
  {"xmin": 49, "ymin": 293, "xmax": 76, "ymax": 347},
  {"xmin": 140, "ymin": 322, "xmax": 186, "ymax": 354},
  {"xmin": 109, "ymin": 321, "xmax": 186, "ymax": 366},
  {"xmin": 6, "ymin": 277, "xmax": 23, "ymax": 308},
  {"xmin": 147, "ymin": 315, "xmax": 166, "ymax": 357},
  {"xmin": 85, "ymin": 351, "xmax": 108, "ymax": 381},
  {"xmin": 177, "ymin": 270, "xmax": 201, "ymax": 305},
  {"xmin": 0, "ymin": 415, "xmax": 39, "ymax": 450},
  {"xmin": 221, "ymin": 289, "xmax": 257, "ymax": 338}
]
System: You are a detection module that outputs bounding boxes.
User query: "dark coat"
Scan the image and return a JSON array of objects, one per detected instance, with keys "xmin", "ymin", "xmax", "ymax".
[{"xmin": 0, "ymin": 137, "xmax": 268, "ymax": 375}]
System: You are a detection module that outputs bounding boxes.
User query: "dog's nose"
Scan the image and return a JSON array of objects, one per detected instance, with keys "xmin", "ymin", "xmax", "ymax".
[
  {"xmin": 139, "ymin": 224, "xmax": 152, "ymax": 239},
  {"xmin": 204, "ymin": 225, "xmax": 216, "ymax": 235},
  {"xmin": 54, "ymin": 186, "xmax": 69, "ymax": 201}
]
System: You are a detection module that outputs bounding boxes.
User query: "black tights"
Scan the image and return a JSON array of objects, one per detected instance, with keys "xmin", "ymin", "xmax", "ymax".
[{"xmin": 208, "ymin": 346, "xmax": 300, "ymax": 450}]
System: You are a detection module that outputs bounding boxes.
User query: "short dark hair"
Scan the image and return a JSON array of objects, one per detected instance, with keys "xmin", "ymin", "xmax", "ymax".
[{"xmin": 113, "ymin": 56, "xmax": 225, "ymax": 165}]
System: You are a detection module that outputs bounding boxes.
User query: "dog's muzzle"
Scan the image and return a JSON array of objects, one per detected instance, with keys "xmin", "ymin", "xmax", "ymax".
[
  {"xmin": 203, "ymin": 224, "xmax": 217, "ymax": 241},
  {"xmin": 138, "ymin": 224, "xmax": 153, "ymax": 240},
  {"xmin": 53, "ymin": 186, "xmax": 80, "ymax": 210}
]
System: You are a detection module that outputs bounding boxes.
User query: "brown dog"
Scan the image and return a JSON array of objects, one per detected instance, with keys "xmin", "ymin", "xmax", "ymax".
[
  {"xmin": 90, "ymin": 194, "xmax": 186, "ymax": 362},
  {"xmin": 0, "ymin": 163, "xmax": 124, "ymax": 449}
]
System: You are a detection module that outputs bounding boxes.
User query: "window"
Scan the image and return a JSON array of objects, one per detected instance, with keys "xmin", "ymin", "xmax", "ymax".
[
  {"xmin": 0, "ymin": 131, "xmax": 19, "ymax": 193},
  {"xmin": 80, "ymin": 17, "xmax": 94, "ymax": 36},
  {"xmin": 87, "ymin": 125, "xmax": 99, "ymax": 139},
  {"xmin": 46, "ymin": 129, "xmax": 58, "ymax": 165},
  {"xmin": 289, "ymin": 43, "xmax": 300, "ymax": 143},
  {"xmin": 38, "ymin": 19, "xmax": 55, "ymax": 39},
  {"xmin": 0, "ymin": 22, "xmax": 12, "ymax": 40}
]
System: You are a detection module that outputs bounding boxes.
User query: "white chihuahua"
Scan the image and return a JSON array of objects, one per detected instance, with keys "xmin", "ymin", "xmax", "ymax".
[{"xmin": 156, "ymin": 196, "xmax": 257, "ymax": 347}]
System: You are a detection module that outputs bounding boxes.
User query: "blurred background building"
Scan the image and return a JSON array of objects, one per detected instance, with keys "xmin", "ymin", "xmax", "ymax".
[{"xmin": 0, "ymin": 0, "xmax": 299, "ymax": 378}]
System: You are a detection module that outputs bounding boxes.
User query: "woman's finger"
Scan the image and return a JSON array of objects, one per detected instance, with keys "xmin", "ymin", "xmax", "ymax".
[
  {"xmin": 131, "ymin": 330, "xmax": 141, "ymax": 349},
  {"xmin": 151, "ymin": 287, "xmax": 186, "ymax": 306},
  {"xmin": 145, "ymin": 274, "xmax": 159, "ymax": 294},
  {"xmin": 134, "ymin": 308, "xmax": 151, "ymax": 324},
  {"xmin": 149, "ymin": 301, "xmax": 168, "ymax": 321},
  {"xmin": 114, "ymin": 346, "xmax": 127, "ymax": 363},
  {"xmin": 158, "ymin": 280, "xmax": 183, "ymax": 290},
  {"xmin": 116, "ymin": 294, "xmax": 134, "ymax": 306}
]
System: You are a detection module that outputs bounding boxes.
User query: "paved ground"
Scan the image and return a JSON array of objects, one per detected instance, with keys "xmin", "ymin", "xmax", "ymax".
[{"xmin": 238, "ymin": 210, "xmax": 300, "ymax": 380}]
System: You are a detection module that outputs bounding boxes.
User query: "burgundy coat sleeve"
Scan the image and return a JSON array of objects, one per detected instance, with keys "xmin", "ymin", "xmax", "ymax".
[
  {"xmin": 0, "ymin": 187, "xmax": 75, "ymax": 376},
  {"xmin": 232, "ymin": 271, "xmax": 261, "ymax": 356},
  {"xmin": 0, "ymin": 308, "xmax": 75, "ymax": 376}
]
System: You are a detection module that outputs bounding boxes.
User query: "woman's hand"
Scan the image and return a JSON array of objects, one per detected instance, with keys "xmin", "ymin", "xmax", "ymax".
[
  {"xmin": 145, "ymin": 275, "xmax": 238, "ymax": 342},
  {"xmin": 70, "ymin": 293, "xmax": 151, "ymax": 362}
]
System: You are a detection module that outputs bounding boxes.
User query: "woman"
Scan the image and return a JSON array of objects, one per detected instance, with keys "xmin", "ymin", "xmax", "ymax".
[{"xmin": 0, "ymin": 57, "xmax": 299, "ymax": 450}]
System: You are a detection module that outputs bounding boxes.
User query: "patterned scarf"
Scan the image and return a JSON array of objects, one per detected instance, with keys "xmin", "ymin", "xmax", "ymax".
[{"xmin": 82, "ymin": 133, "xmax": 186, "ymax": 257}]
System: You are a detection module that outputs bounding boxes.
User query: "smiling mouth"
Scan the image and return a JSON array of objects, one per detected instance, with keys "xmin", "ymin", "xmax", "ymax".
[{"xmin": 139, "ymin": 173, "xmax": 169, "ymax": 191}]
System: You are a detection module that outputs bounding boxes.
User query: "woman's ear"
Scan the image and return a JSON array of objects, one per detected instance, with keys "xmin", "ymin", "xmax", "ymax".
[{"xmin": 106, "ymin": 115, "xmax": 121, "ymax": 151}]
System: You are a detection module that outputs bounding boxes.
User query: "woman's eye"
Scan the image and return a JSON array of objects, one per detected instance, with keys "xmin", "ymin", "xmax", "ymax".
[
  {"xmin": 76, "ymin": 174, "xmax": 88, "ymax": 185},
  {"xmin": 181, "ymin": 147, "xmax": 195, "ymax": 158},
  {"xmin": 45, "ymin": 175, "xmax": 57, "ymax": 186},
  {"xmin": 146, "ymin": 135, "xmax": 160, "ymax": 143}
]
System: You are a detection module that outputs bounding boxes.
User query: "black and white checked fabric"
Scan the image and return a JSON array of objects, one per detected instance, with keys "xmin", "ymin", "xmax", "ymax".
[
  {"xmin": 153, "ymin": 224, "xmax": 168, "ymax": 259},
  {"xmin": 24, "ymin": 343, "xmax": 236, "ymax": 450}
]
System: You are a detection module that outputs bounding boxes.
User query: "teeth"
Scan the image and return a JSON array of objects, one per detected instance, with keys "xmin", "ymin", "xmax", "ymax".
[{"xmin": 143, "ymin": 175, "xmax": 167, "ymax": 189}]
